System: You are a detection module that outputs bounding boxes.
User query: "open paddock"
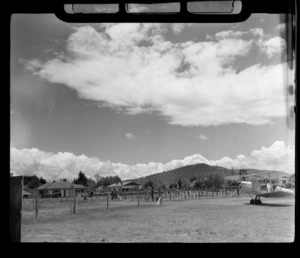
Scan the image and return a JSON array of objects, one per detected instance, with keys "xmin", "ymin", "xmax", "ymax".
[{"xmin": 21, "ymin": 195, "xmax": 295, "ymax": 242}]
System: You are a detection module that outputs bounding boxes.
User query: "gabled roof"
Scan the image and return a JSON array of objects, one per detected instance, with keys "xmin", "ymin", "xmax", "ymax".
[
  {"xmin": 108, "ymin": 181, "xmax": 140, "ymax": 187},
  {"xmin": 123, "ymin": 181, "xmax": 140, "ymax": 186},
  {"xmin": 35, "ymin": 181, "xmax": 87, "ymax": 190},
  {"xmin": 108, "ymin": 182, "xmax": 123, "ymax": 187}
]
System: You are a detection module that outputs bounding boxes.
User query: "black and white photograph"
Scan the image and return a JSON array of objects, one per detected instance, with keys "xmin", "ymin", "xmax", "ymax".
[{"xmin": 10, "ymin": 1, "xmax": 296, "ymax": 243}]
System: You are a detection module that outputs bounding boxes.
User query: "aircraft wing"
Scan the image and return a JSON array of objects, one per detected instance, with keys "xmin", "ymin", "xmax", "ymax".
[
  {"xmin": 246, "ymin": 171, "xmax": 286, "ymax": 180},
  {"xmin": 257, "ymin": 188, "xmax": 295, "ymax": 198}
]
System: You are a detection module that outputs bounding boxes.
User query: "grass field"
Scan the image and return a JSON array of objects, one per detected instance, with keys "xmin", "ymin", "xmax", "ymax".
[{"xmin": 21, "ymin": 196, "xmax": 295, "ymax": 242}]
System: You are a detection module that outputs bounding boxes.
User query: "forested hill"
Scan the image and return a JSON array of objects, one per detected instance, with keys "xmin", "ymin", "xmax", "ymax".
[
  {"xmin": 131, "ymin": 163, "xmax": 291, "ymax": 185},
  {"xmin": 140, "ymin": 163, "xmax": 236, "ymax": 185}
]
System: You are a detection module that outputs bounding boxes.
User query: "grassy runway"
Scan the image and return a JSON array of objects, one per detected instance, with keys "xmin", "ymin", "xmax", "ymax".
[{"xmin": 21, "ymin": 196, "xmax": 295, "ymax": 242}]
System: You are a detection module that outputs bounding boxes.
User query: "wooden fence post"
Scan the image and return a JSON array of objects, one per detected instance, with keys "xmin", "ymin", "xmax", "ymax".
[
  {"xmin": 137, "ymin": 188, "xmax": 140, "ymax": 207},
  {"xmin": 160, "ymin": 190, "xmax": 162, "ymax": 206},
  {"xmin": 73, "ymin": 195, "xmax": 77, "ymax": 214},
  {"xmin": 70, "ymin": 182, "xmax": 77, "ymax": 214},
  {"xmin": 107, "ymin": 191, "xmax": 109, "ymax": 210},
  {"xmin": 10, "ymin": 176, "xmax": 23, "ymax": 242},
  {"xmin": 35, "ymin": 192, "xmax": 39, "ymax": 218}
]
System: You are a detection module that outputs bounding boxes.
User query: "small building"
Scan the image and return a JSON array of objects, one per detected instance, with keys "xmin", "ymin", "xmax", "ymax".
[
  {"xmin": 108, "ymin": 181, "xmax": 140, "ymax": 192},
  {"xmin": 35, "ymin": 180, "xmax": 88, "ymax": 198}
]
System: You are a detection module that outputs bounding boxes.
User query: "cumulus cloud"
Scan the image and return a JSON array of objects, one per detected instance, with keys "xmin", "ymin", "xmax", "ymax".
[
  {"xmin": 214, "ymin": 30, "xmax": 247, "ymax": 40},
  {"xmin": 196, "ymin": 134, "xmax": 209, "ymax": 140},
  {"xmin": 10, "ymin": 148, "xmax": 117, "ymax": 181},
  {"xmin": 24, "ymin": 24, "xmax": 288, "ymax": 127},
  {"xmin": 171, "ymin": 23, "xmax": 185, "ymax": 35},
  {"xmin": 125, "ymin": 133, "xmax": 137, "ymax": 140},
  {"xmin": 214, "ymin": 28, "xmax": 285, "ymax": 58},
  {"xmin": 211, "ymin": 141, "xmax": 294, "ymax": 174},
  {"xmin": 10, "ymin": 141, "xmax": 294, "ymax": 181},
  {"xmin": 257, "ymin": 36, "xmax": 286, "ymax": 58}
]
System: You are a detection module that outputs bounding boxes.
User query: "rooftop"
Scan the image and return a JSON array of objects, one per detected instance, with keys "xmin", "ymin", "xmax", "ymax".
[
  {"xmin": 35, "ymin": 181, "xmax": 87, "ymax": 190},
  {"xmin": 108, "ymin": 181, "xmax": 140, "ymax": 187}
]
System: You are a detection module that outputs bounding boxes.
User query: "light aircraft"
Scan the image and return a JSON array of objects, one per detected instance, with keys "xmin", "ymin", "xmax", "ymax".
[{"xmin": 239, "ymin": 172, "xmax": 295, "ymax": 205}]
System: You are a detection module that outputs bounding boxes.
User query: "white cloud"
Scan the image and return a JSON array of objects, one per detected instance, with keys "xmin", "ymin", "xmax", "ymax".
[
  {"xmin": 215, "ymin": 28, "xmax": 286, "ymax": 58},
  {"xmin": 196, "ymin": 134, "xmax": 209, "ymax": 140},
  {"xmin": 24, "ymin": 24, "xmax": 288, "ymax": 127},
  {"xmin": 215, "ymin": 30, "xmax": 247, "ymax": 40},
  {"xmin": 10, "ymin": 148, "xmax": 117, "ymax": 181},
  {"xmin": 275, "ymin": 23, "xmax": 285, "ymax": 32},
  {"xmin": 125, "ymin": 133, "xmax": 137, "ymax": 140},
  {"xmin": 236, "ymin": 154, "xmax": 245, "ymax": 160},
  {"xmin": 206, "ymin": 34, "xmax": 214, "ymax": 40},
  {"xmin": 171, "ymin": 23, "xmax": 185, "ymax": 35},
  {"xmin": 257, "ymin": 36, "xmax": 286, "ymax": 58},
  {"xmin": 10, "ymin": 141, "xmax": 294, "ymax": 181},
  {"xmin": 249, "ymin": 28, "xmax": 264, "ymax": 38},
  {"xmin": 211, "ymin": 141, "xmax": 294, "ymax": 174}
]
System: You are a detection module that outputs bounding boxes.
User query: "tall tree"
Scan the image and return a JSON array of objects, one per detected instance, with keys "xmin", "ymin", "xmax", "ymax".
[
  {"xmin": 144, "ymin": 180, "xmax": 155, "ymax": 189},
  {"xmin": 239, "ymin": 169, "xmax": 248, "ymax": 175},
  {"xmin": 190, "ymin": 176, "xmax": 197, "ymax": 182},
  {"xmin": 87, "ymin": 178, "xmax": 96, "ymax": 188},
  {"xmin": 169, "ymin": 183, "xmax": 177, "ymax": 189},
  {"xmin": 177, "ymin": 179, "xmax": 182, "ymax": 189},
  {"xmin": 212, "ymin": 172, "xmax": 225, "ymax": 189},
  {"xmin": 40, "ymin": 177, "xmax": 46, "ymax": 184},
  {"xmin": 181, "ymin": 178, "xmax": 191, "ymax": 190},
  {"xmin": 74, "ymin": 171, "xmax": 88, "ymax": 187},
  {"xmin": 23, "ymin": 175, "xmax": 47, "ymax": 189}
]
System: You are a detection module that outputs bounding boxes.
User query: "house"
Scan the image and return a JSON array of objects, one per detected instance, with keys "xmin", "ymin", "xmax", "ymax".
[
  {"xmin": 35, "ymin": 180, "xmax": 88, "ymax": 198},
  {"xmin": 108, "ymin": 181, "xmax": 140, "ymax": 192}
]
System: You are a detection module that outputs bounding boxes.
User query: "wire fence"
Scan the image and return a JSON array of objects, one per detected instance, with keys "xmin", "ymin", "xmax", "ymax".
[{"xmin": 22, "ymin": 187, "xmax": 246, "ymax": 216}]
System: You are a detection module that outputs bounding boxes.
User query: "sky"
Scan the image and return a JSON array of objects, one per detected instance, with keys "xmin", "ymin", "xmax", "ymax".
[{"xmin": 10, "ymin": 12, "xmax": 295, "ymax": 181}]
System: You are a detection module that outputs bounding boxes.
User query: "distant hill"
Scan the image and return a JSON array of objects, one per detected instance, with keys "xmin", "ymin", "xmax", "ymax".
[
  {"xmin": 140, "ymin": 163, "xmax": 236, "ymax": 185},
  {"xmin": 128, "ymin": 163, "xmax": 291, "ymax": 185}
]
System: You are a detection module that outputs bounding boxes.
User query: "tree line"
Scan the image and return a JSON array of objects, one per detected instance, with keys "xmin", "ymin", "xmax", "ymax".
[
  {"xmin": 21, "ymin": 171, "xmax": 123, "ymax": 189},
  {"xmin": 73, "ymin": 171, "xmax": 122, "ymax": 188},
  {"xmin": 22, "ymin": 170, "xmax": 234, "ymax": 191},
  {"xmin": 23, "ymin": 175, "xmax": 47, "ymax": 189},
  {"xmin": 138, "ymin": 172, "xmax": 227, "ymax": 192}
]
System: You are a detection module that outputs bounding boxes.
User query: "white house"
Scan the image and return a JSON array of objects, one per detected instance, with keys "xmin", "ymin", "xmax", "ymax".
[
  {"xmin": 35, "ymin": 180, "xmax": 88, "ymax": 198},
  {"xmin": 108, "ymin": 181, "xmax": 140, "ymax": 192}
]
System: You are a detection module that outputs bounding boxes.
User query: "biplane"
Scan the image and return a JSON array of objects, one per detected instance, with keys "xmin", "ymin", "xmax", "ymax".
[{"xmin": 240, "ymin": 172, "xmax": 295, "ymax": 205}]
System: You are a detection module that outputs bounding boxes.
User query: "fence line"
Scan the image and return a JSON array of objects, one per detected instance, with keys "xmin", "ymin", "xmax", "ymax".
[{"xmin": 22, "ymin": 187, "xmax": 244, "ymax": 215}]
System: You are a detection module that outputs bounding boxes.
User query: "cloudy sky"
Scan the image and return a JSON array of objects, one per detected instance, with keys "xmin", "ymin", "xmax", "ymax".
[{"xmin": 10, "ymin": 13, "xmax": 295, "ymax": 181}]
